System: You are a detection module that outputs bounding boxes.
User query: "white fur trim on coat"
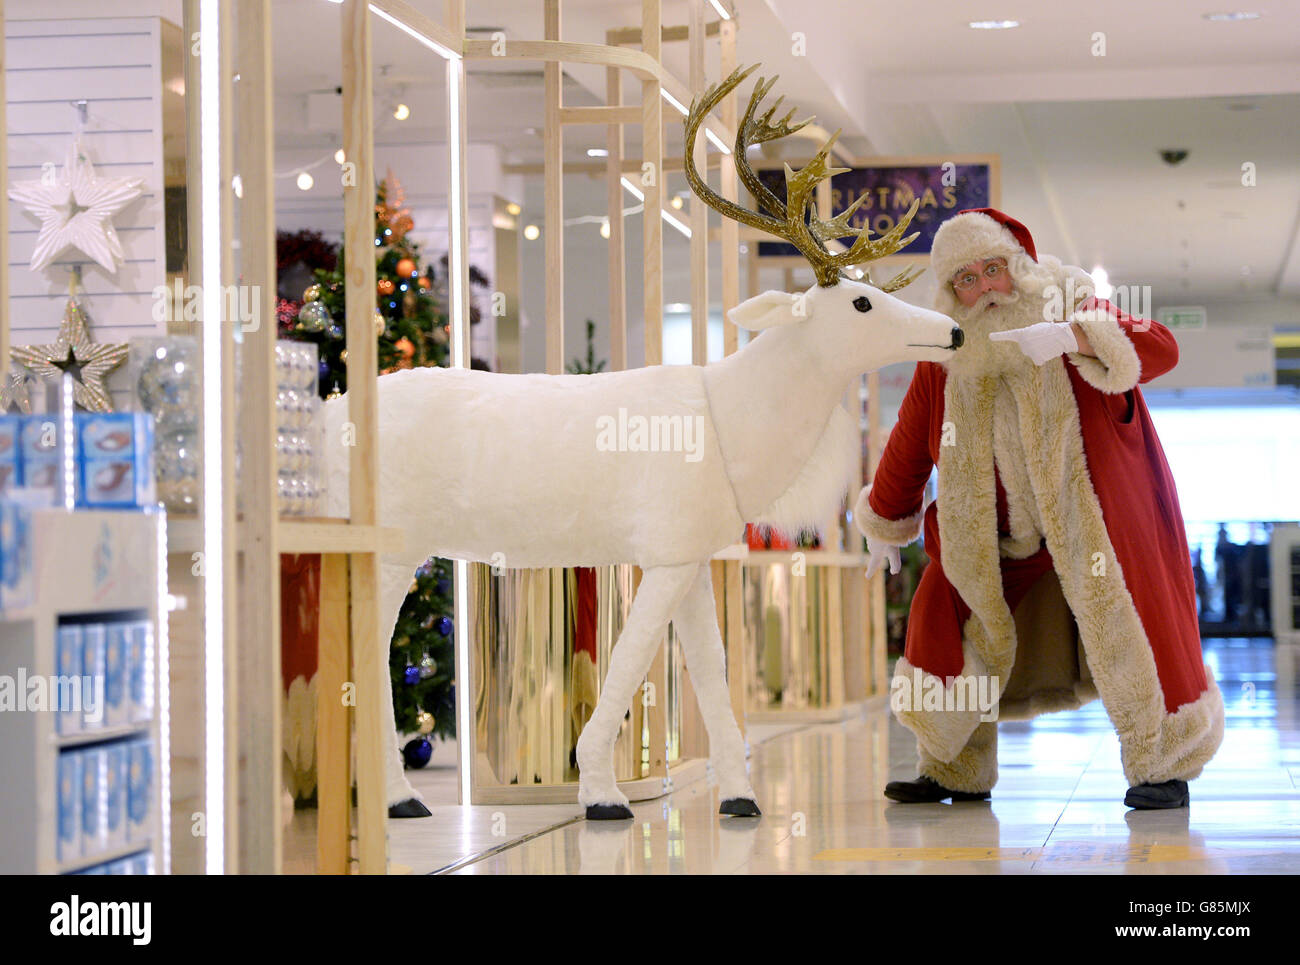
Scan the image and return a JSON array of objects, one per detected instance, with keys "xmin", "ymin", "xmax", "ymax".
[
  {"xmin": 891, "ymin": 642, "xmax": 999, "ymax": 763},
  {"xmin": 931, "ymin": 211, "xmax": 1026, "ymax": 284},
  {"xmin": 853, "ymin": 483, "xmax": 927, "ymax": 547},
  {"xmin": 1067, "ymin": 303, "xmax": 1142, "ymax": 394}
]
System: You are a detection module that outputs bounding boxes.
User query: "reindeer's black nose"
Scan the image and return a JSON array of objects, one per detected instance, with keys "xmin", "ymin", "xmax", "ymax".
[{"xmin": 951, "ymin": 327, "xmax": 964, "ymax": 348}]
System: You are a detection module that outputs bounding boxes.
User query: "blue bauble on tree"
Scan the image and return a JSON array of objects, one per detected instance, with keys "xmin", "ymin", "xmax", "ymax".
[
  {"xmin": 436, "ymin": 616, "xmax": 453, "ymax": 637},
  {"xmin": 403, "ymin": 665, "xmax": 420, "ymax": 686},
  {"xmin": 402, "ymin": 737, "xmax": 433, "ymax": 769},
  {"xmin": 436, "ymin": 577, "xmax": 450, "ymax": 594}
]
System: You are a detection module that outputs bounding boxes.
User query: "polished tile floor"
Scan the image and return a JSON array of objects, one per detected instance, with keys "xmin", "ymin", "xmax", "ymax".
[{"xmin": 380, "ymin": 638, "xmax": 1299, "ymax": 874}]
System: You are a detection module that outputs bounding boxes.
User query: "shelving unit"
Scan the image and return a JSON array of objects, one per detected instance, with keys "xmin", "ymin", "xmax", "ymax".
[{"xmin": 0, "ymin": 509, "xmax": 168, "ymax": 875}]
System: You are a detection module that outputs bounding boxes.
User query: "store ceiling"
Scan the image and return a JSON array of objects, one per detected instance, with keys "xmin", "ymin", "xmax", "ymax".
[{"xmin": 270, "ymin": 0, "xmax": 1300, "ymax": 304}]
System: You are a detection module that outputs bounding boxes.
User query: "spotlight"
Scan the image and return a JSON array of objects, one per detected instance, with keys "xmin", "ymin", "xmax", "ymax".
[
  {"xmin": 523, "ymin": 224, "xmax": 540, "ymax": 241},
  {"xmin": 296, "ymin": 171, "xmax": 313, "ymax": 191}
]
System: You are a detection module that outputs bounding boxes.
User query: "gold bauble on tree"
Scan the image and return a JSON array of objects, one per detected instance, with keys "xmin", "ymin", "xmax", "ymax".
[
  {"xmin": 302, "ymin": 283, "xmax": 323, "ymax": 303},
  {"xmin": 373, "ymin": 308, "xmax": 386, "ymax": 335},
  {"xmin": 417, "ymin": 276, "xmax": 431, "ymax": 291},
  {"xmin": 395, "ymin": 257, "xmax": 417, "ymax": 278}
]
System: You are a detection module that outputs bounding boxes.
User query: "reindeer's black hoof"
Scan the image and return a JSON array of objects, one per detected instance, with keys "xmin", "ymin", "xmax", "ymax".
[
  {"xmin": 585, "ymin": 803, "xmax": 634, "ymax": 821},
  {"xmin": 720, "ymin": 797, "xmax": 762, "ymax": 817},
  {"xmin": 388, "ymin": 798, "xmax": 432, "ymax": 818}
]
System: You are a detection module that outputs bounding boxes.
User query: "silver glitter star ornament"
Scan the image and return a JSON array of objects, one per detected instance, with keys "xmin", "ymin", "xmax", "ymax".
[{"xmin": 10, "ymin": 298, "xmax": 128, "ymax": 412}]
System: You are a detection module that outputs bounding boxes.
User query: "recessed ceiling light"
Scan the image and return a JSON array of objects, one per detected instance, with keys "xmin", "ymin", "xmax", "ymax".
[
  {"xmin": 600, "ymin": 219, "xmax": 611, "ymax": 239},
  {"xmin": 523, "ymin": 224, "xmax": 540, "ymax": 241},
  {"xmin": 334, "ymin": 148, "xmax": 345, "ymax": 164},
  {"xmin": 1203, "ymin": 11, "xmax": 1261, "ymax": 21},
  {"xmin": 506, "ymin": 201, "xmax": 521, "ymax": 216},
  {"xmin": 670, "ymin": 195, "xmax": 684, "ymax": 209},
  {"xmin": 968, "ymin": 19, "xmax": 1020, "ymax": 29},
  {"xmin": 587, "ymin": 148, "xmax": 608, "ymax": 158},
  {"xmin": 296, "ymin": 171, "xmax": 313, "ymax": 191},
  {"xmin": 393, "ymin": 102, "xmax": 410, "ymax": 121}
]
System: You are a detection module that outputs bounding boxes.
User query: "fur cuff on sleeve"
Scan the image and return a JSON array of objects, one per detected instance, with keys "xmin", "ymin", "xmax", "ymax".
[
  {"xmin": 1066, "ymin": 304, "xmax": 1141, "ymax": 394},
  {"xmin": 853, "ymin": 484, "xmax": 926, "ymax": 547}
]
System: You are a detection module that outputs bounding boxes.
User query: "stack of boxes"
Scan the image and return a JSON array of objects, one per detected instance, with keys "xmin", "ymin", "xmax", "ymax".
[
  {"xmin": 0, "ymin": 413, "xmax": 155, "ymax": 509},
  {"xmin": 53, "ymin": 617, "xmax": 157, "ymax": 873}
]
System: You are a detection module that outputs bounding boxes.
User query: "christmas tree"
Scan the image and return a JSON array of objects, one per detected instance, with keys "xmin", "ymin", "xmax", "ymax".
[{"xmin": 275, "ymin": 172, "xmax": 487, "ymax": 753}]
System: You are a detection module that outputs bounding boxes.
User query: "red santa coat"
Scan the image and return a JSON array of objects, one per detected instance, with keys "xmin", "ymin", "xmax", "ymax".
[{"xmin": 857, "ymin": 300, "xmax": 1224, "ymax": 788}]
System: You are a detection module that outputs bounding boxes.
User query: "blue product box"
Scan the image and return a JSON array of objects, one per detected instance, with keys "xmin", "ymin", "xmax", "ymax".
[
  {"xmin": 0, "ymin": 416, "xmax": 19, "ymax": 494},
  {"xmin": 0, "ymin": 500, "xmax": 33, "ymax": 612},
  {"xmin": 75, "ymin": 412, "xmax": 156, "ymax": 509},
  {"xmin": 126, "ymin": 738, "xmax": 154, "ymax": 843},
  {"xmin": 128, "ymin": 621, "xmax": 155, "ymax": 723},
  {"xmin": 104, "ymin": 623, "xmax": 128, "ymax": 727},
  {"xmin": 57, "ymin": 751, "xmax": 81, "ymax": 864},
  {"xmin": 103, "ymin": 742, "xmax": 128, "ymax": 852},
  {"xmin": 80, "ymin": 746, "xmax": 105, "ymax": 859},
  {"xmin": 81, "ymin": 624, "xmax": 107, "ymax": 731},
  {"xmin": 19, "ymin": 415, "xmax": 62, "ymax": 495},
  {"xmin": 55, "ymin": 625, "xmax": 84, "ymax": 736}
]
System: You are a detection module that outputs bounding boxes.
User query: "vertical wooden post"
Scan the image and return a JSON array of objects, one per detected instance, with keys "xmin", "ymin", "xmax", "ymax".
[
  {"xmin": 641, "ymin": 0, "xmax": 663, "ymax": 367},
  {"xmin": 687, "ymin": 0, "xmax": 707, "ymax": 367},
  {"xmin": 640, "ymin": 0, "xmax": 667, "ymax": 779},
  {"xmin": 718, "ymin": 17, "xmax": 739, "ymax": 358},
  {"xmin": 543, "ymin": 0, "xmax": 564, "ymax": 375},
  {"xmin": 216, "ymin": 0, "xmax": 241, "ymax": 876},
  {"xmin": 605, "ymin": 60, "xmax": 626, "ymax": 373},
  {"xmin": 867, "ymin": 369, "xmax": 886, "ymax": 693},
  {"xmin": 446, "ymin": 0, "xmax": 470, "ymax": 370},
  {"xmin": 233, "ymin": 0, "xmax": 282, "ymax": 874},
  {"xmin": 340, "ymin": 0, "xmax": 386, "ymax": 874},
  {"xmin": 316, "ymin": 553, "xmax": 351, "ymax": 874}
]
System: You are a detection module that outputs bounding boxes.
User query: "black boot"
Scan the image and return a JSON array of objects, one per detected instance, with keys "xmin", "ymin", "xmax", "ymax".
[
  {"xmin": 1124, "ymin": 779, "xmax": 1188, "ymax": 810},
  {"xmin": 884, "ymin": 775, "xmax": 990, "ymax": 803}
]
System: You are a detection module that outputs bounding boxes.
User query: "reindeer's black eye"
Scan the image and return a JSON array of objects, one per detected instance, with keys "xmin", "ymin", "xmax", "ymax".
[{"xmin": 853, "ymin": 295, "xmax": 872, "ymax": 313}]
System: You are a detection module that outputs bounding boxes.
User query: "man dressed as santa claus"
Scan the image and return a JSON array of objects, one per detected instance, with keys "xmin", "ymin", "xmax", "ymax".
[{"xmin": 854, "ymin": 208, "xmax": 1223, "ymax": 809}]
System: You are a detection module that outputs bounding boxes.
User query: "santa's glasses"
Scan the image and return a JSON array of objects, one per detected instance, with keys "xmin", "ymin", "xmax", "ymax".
[{"xmin": 951, "ymin": 258, "xmax": 1008, "ymax": 293}]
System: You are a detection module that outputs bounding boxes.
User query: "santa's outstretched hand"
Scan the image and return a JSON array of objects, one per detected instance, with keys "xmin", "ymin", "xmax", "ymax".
[
  {"xmin": 989, "ymin": 321, "xmax": 1079, "ymax": 365},
  {"xmin": 866, "ymin": 539, "xmax": 902, "ymax": 579}
]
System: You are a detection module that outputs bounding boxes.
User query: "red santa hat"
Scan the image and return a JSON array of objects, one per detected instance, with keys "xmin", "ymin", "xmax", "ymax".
[{"xmin": 931, "ymin": 207, "xmax": 1037, "ymax": 283}]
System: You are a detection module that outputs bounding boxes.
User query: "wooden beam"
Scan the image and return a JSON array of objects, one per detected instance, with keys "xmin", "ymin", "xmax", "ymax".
[
  {"xmin": 719, "ymin": 16, "xmax": 739, "ymax": 358},
  {"xmin": 316, "ymin": 553, "xmax": 351, "ymax": 874},
  {"xmin": 688, "ymin": 0, "xmax": 707, "ymax": 367},
  {"xmin": 606, "ymin": 21, "xmax": 722, "ymax": 45},
  {"xmin": 560, "ymin": 104, "xmax": 641, "ymax": 125},
  {"xmin": 340, "ymin": 0, "xmax": 386, "ymax": 875},
  {"xmin": 605, "ymin": 62, "xmax": 627, "ymax": 372},
  {"xmin": 544, "ymin": 1, "xmax": 564, "ymax": 375},
  {"xmin": 233, "ymin": 0, "xmax": 282, "ymax": 876},
  {"xmin": 369, "ymin": 0, "xmax": 462, "ymax": 56}
]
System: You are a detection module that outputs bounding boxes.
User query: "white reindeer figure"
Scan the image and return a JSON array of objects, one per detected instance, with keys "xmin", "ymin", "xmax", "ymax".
[{"xmin": 323, "ymin": 65, "xmax": 964, "ymax": 820}]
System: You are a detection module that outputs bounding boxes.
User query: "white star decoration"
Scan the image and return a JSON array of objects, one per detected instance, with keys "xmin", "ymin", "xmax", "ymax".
[
  {"xmin": 7, "ymin": 139, "xmax": 144, "ymax": 274},
  {"xmin": 11, "ymin": 298, "xmax": 128, "ymax": 412}
]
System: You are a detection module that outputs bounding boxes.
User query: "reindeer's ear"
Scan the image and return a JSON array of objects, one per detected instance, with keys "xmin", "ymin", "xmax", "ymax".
[{"xmin": 727, "ymin": 290, "xmax": 804, "ymax": 331}]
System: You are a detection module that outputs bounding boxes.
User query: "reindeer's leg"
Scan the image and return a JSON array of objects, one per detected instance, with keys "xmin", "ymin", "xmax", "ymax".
[
  {"xmin": 378, "ymin": 559, "xmax": 431, "ymax": 817},
  {"xmin": 671, "ymin": 563, "xmax": 761, "ymax": 817},
  {"xmin": 576, "ymin": 562, "xmax": 699, "ymax": 819}
]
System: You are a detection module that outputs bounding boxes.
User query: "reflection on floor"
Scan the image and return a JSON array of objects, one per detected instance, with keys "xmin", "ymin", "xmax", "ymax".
[{"xmin": 383, "ymin": 638, "xmax": 1299, "ymax": 874}]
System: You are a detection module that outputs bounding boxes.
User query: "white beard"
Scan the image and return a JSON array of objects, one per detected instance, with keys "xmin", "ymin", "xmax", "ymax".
[{"xmin": 943, "ymin": 288, "xmax": 1047, "ymax": 379}]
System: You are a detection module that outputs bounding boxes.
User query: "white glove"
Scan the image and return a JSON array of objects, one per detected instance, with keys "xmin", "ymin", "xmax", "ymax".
[
  {"xmin": 988, "ymin": 321, "xmax": 1079, "ymax": 366},
  {"xmin": 866, "ymin": 540, "xmax": 902, "ymax": 579}
]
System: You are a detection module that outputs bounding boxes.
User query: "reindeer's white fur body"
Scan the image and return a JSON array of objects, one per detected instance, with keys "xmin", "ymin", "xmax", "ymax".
[{"xmin": 322, "ymin": 280, "xmax": 962, "ymax": 813}]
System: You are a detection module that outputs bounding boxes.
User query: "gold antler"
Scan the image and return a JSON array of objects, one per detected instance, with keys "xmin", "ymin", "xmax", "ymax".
[{"xmin": 685, "ymin": 64, "xmax": 923, "ymax": 288}]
